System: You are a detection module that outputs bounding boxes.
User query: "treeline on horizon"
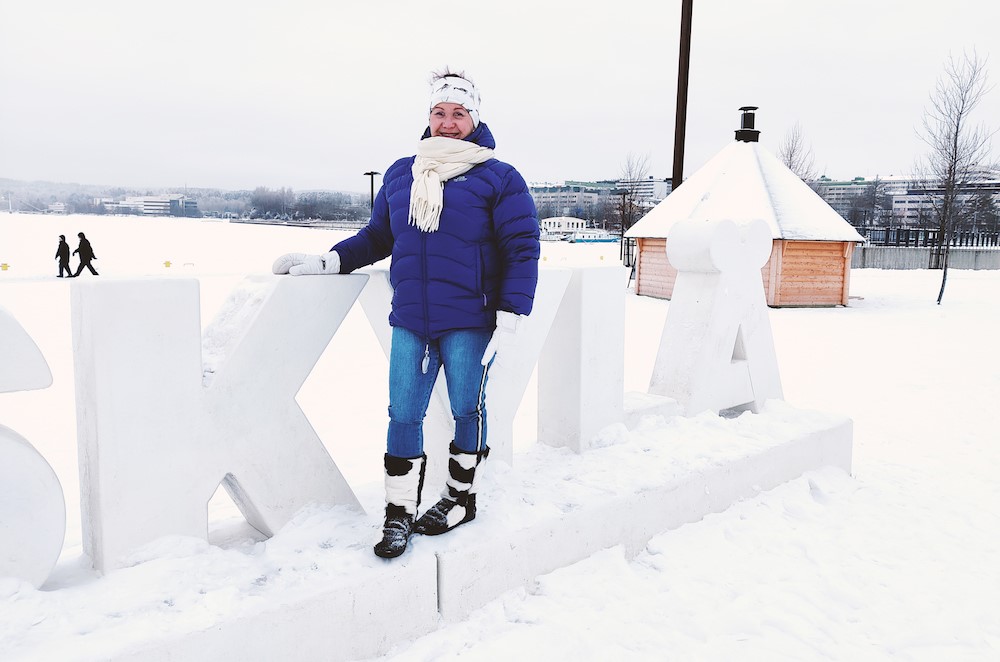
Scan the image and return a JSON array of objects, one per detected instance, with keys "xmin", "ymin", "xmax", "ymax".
[{"xmin": 0, "ymin": 178, "xmax": 370, "ymax": 222}]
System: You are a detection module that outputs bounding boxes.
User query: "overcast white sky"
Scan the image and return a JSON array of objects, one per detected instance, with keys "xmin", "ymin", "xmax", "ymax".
[{"xmin": 1, "ymin": 0, "xmax": 998, "ymax": 194}]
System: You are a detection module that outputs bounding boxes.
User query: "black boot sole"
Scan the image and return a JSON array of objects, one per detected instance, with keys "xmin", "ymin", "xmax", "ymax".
[
  {"xmin": 373, "ymin": 544, "xmax": 408, "ymax": 559},
  {"xmin": 414, "ymin": 512, "xmax": 475, "ymax": 536}
]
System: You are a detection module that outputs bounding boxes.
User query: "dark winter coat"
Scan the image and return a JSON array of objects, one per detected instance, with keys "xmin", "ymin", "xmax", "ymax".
[
  {"xmin": 332, "ymin": 123, "xmax": 540, "ymax": 339},
  {"xmin": 55, "ymin": 241, "xmax": 70, "ymax": 262},
  {"xmin": 74, "ymin": 238, "xmax": 96, "ymax": 262}
]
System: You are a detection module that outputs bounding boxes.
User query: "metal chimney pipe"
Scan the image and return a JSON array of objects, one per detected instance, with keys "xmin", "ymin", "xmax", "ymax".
[{"xmin": 735, "ymin": 106, "xmax": 760, "ymax": 142}]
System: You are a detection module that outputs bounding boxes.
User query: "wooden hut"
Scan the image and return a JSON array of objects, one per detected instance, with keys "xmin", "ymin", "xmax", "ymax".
[{"xmin": 625, "ymin": 114, "xmax": 865, "ymax": 307}]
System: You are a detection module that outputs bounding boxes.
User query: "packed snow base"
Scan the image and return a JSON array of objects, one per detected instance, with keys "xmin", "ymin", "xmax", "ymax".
[
  {"xmin": 0, "ymin": 399, "xmax": 844, "ymax": 660},
  {"xmin": 0, "ymin": 214, "xmax": 998, "ymax": 660}
]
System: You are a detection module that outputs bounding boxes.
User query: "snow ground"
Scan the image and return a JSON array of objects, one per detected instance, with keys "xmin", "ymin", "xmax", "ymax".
[{"xmin": 0, "ymin": 213, "xmax": 998, "ymax": 661}]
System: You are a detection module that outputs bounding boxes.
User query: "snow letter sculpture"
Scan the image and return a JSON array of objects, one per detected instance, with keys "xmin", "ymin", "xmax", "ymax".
[
  {"xmin": 649, "ymin": 218, "xmax": 783, "ymax": 415},
  {"xmin": 0, "ymin": 307, "xmax": 65, "ymax": 587},
  {"xmin": 71, "ymin": 275, "xmax": 368, "ymax": 572},
  {"xmin": 537, "ymin": 266, "xmax": 625, "ymax": 452}
]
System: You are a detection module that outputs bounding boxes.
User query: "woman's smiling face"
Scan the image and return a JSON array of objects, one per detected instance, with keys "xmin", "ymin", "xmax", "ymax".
[{"xmin": 429, "ymin": 102, "xmax": 474, "ymax": 140}]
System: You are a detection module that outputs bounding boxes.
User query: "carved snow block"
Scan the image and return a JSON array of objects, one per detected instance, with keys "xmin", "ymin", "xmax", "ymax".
[
  {"xmin": 434, "ymin": 410, "xmax": 852, "ymax": 621},
  {"xmin": 0, "ymin": 305, "xmax": 52, "ymax": 392},
  {"xmin": 538, "ymin": 266, "xmax": 625, "ymax": 452},
  {"xmin": 110, "ymin": 552, "xmax": 438, "ymax": 662},
  {"xmin": 71, "ymin": 276, "xmax": 368, "ymax": 572},
  {"xmin": 650, "ymin": 219, "xmax": 783, "ymax": 415},
  {"xmin": 484, "ymin": 267, "xmax": 572, "ymax": 465},
  {"xmin": 0, "ymin": 425, "xmax": 66, "ymax": 588},
  {"xmin": 0, "ymin": 307, "xmax": 64, "ymax": 587},
  {"xmin": 622, "ymin": 391, "xmax": 683, "ymax": 430}
]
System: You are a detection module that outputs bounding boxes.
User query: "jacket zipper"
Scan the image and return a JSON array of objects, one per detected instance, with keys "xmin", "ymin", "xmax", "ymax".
[{"xmin": 421, "ymin": 232, "xmax": 430, "ymax": 374}]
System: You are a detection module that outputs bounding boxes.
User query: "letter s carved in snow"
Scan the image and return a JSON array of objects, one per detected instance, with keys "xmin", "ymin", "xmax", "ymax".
[{"xmin": 0, "ymin": 306, "xmax": 66, "ymax": 588}]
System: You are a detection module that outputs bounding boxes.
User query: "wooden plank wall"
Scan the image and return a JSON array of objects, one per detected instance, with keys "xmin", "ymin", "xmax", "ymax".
[
  {"xmin": 763, "ymin": 240, "xmax": 781, "ymax": 306},
  {"xmin": 772, "ymin": 240, "xmax": 850, "ymax": 306},
  {"xmin": 635, "ymin": 238, "xmax": 853, "ymax": 307},
  {"xmin": 635, "ymin": 238, "xmax": 675, "ymax": 299},
  {"xmin": 637, "ymin": 238, "xmax": 777, "ymax": 302}
]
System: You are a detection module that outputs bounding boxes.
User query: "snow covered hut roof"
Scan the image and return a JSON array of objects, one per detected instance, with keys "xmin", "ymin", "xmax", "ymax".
[{"xmin": 625, "ymin": 141, "xmax": 865, "ymax": 243}]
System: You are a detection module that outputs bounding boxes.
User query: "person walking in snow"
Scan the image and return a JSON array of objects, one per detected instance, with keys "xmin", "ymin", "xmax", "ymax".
[
  {"xmin": 71, "ymin": 232, "xmax": 99, "ymax": 277},
  {"xmin": 55, "ymin": 234, "xmax": 71, "ymax": 277},
  {"xmin": 273, "ymin": 68, "xmax": 540, "ymax": 559}
]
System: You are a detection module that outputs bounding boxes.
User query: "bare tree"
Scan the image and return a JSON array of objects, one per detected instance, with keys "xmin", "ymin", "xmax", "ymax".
[
  {"xmin": 250, "ymin": 186, "xmax": 296, "ymax": 218},
  {"xmin": 778, "ymin": 122, "xmax": 817, "ymax": 182},
  {"xmin": 613, "ymin": 152, "xmax": 650, "ymax": 234},
  {"xmin": 917, "ymin": 50, "xmax": 995, "ymax": 304},
  {"xmin": 966, "ymin": 190, "xmax": 1000, "ymax": 233},
  {"xmin": 533, "ymin": 201, "xmax": 555, "ymax": 221},
  {"xmin": 848, "ymin": 176, "xmax": 892, "ymax": 227}
]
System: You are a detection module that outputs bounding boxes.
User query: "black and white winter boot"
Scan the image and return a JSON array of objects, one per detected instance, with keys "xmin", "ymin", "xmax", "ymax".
[
  {"xmin": 414, "ymin": 443, "xmax": 489, "ymax": 536},
  {"xmin": 373, "ymin": 453, "xmax": 426, "ymax": 559}
]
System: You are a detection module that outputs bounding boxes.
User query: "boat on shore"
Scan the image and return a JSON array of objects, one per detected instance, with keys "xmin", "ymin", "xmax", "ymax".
[{"xmin": 567, "ymin": 229, "xmax": 619, "ymax": 243}]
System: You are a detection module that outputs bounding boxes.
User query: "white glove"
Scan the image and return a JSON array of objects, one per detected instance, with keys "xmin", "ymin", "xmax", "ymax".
[
  {"xmin": 271, "ymin": 251, "xmax": 341, "ymax": 276},
  {"xmin": 481, "ymin": 310, "xmax": 525, "ymax": 366}
]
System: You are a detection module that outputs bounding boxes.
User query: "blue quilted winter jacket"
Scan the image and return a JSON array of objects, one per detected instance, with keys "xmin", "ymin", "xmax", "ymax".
[{"xmin": 332, "ymin": 123, "xmax": 540, "ymax": 339}]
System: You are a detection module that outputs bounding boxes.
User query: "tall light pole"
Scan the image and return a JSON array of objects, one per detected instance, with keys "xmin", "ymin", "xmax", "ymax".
[
  {"xmin": 671, "ymin": 0, "xmax": 693, "ymax": 192},
  {"xmin": 611, "ymin": 188, "xmax": 630, "ymax": 262},
  {"xmin": 363, "ymin": 171, "xmax": 381, "ymax": 209}
]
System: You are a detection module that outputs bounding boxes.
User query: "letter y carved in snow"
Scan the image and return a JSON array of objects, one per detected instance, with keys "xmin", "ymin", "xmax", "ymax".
[{"xmin": 71, "ymin": 275, "xmax": 367, "ymax": 572}]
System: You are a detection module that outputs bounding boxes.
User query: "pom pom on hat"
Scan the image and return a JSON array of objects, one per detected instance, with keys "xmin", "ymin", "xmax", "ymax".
[{"xmin": 429, "ymin": 73, "xmax": 481, "ymax": 128}]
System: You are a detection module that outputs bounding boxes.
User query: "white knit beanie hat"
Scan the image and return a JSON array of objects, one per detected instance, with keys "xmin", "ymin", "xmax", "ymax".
[{"xmin": 429, "ymin": 74, "xmax": 481, "ymax": 128}]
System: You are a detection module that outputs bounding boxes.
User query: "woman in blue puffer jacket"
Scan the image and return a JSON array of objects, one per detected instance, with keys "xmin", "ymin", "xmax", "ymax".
[{"xmin": 273, "ymin": 68, "xmax": 540, "ymax": 558}]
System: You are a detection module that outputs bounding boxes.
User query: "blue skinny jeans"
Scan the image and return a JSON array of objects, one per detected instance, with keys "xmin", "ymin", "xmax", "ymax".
[{"xmin": 387, "ymin": 325, "xmax": 493, "ymax": 459}]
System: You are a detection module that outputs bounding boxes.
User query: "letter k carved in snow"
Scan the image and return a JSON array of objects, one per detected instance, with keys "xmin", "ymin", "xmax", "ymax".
[{"xmin": 70, "ymin": 275, "xmax": 368, "ymax": 572}]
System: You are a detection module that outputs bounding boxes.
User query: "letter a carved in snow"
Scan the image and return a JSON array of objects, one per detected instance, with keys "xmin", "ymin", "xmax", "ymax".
[
  {"xmin": 71, "ymin": 275, "xmax": 367, "ymax": 572},
  {"xmin": 649, "ymin": 219, "xmax": 783, "ymax": 416}
]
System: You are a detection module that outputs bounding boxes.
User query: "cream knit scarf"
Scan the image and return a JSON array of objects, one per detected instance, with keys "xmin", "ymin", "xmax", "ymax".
[{"xmin": 409, "ymin": 136, "xmax": 494, "ymax": 232}]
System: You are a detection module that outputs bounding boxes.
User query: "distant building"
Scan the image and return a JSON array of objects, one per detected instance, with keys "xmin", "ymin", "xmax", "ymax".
[
  {"xmin": 814, "ymin": 176, "xmax": 870, "ymax": 219},
  {"xmin": 529, "ymin": 183, "xmax": 602, "ymax": 219},
  {"xmin": 529, "ymin": 177, "xmax": 671, "ymax": 219},
  {"xmin": 126, "ymin": 195, "xmax": 199, "ymax": 217},
  {"xmin": 95, "ymin": 195, "xmax": 200, "ymax": 217},
  {"xmin": 614, "ymin": 176, "xmax": 672, "ymax": 205},
  {"xmin": 815, "ymin": 173, "xmax": 1000, "ymax": 227},
  {"xmin": 94, "ymin": 197, "xmax": 139, "ymax": 214},
  {"xmin": 47, "ymin": 202, "xmax": 68, "ymax": 214},
  {"xmin": 539, "ymin": 216, "xmax": 587, "ymax": 232},
  {"xmin": 882, "ymin": 173, "xmax": 1000, "ymax": 226}
]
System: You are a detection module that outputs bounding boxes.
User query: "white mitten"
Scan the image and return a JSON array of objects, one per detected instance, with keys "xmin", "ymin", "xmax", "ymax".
[
  {"xmin": 271, "ymin": 251, "xmax": 341, "ymax": 276},
  {"xmin": 481, "ymin": 310, "xmax": 525, "ymax": 366}
]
